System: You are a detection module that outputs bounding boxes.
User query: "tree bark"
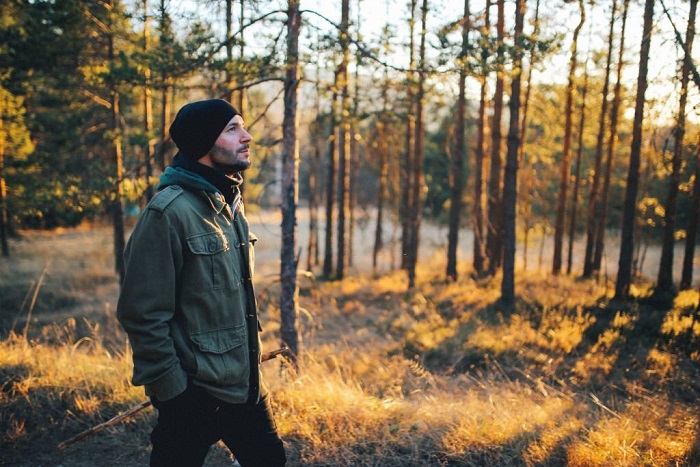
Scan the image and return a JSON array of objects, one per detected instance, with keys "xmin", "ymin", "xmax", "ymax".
[
  {"xmin": 280, "ymin": 0, "xmax": 301, "ymax": 360},
  {"xmin": 335, "ymin": 0, "xmax": 350, "ymax": 280},
  {"xmin": 401, "ymin": 0, "xmax": 418, "ymax": 271},
  {"xmin": 447, "ymin": 0, "xmax": 470, "ymax": 282},
  {"xmin": 501, "ymin": 0, "xmax": 525, "ymax": 304},
  {"xmin": 473, "ymin": 0, "xmax": 490, "ymax": 277},
  {"xmin": 407, "ymin": 0, "xmax": 428, "ymax": 289},
  {"xmin": 567, "ymin": 59, "xmax": 589, "ymax": 275},
  {"xmin": 553, "ymin": 0, "xmax": 585, "ymax": 275},
  {"xmin": 658, "ymin": 0, "xmax": 696, "ymax": 293},
  {"xmin": 143, "ymin": 0, "xmax": 155, "ymax": 202},
  {"xmin": 486, "ymin": 0, "xmax": 505, "ymax": 276},
  {"xmin": 615, "ymin": 0, "xmax": 655, "ymax": 301},
  {"xmin": 583, "ymin": 0, "xmax": 616, "ymax": 278}
]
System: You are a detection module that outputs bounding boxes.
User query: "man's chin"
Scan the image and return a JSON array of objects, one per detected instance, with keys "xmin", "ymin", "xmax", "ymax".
[{"xmin": 214, "ymin": 160, "xmax": 251, "ymax": 175}]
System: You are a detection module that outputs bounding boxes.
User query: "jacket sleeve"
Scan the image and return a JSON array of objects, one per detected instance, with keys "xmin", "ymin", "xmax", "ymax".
[{"xmin": 116, "ymin": 207, "xmax": 188, "ymax": 401}]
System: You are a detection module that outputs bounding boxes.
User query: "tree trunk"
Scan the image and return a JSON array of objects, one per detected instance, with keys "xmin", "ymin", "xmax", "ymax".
[
  {"xmin": 143, "ymin": 0, "xmax": 155, "ymax": 202},
  {"xmin": 373, "ymin": 64, "xmax": 391, "ymax": 277},
  {"xmin": 567, "ymin": 58, "xmax": 589, "ymax": 275},
  {"xmin": 583, "ymin": 0, "xmax": 616, "ymax": 278},
  {"xmin": 486, "ymin": 0, "xmax": 505, "ymax": 276},
  {"xmin": 658, "ymin": 0, "xmax": 696, "ymax": 293},
  {"xmin": 108, "ymin": 0, "xmax": 125, "ymax": 284},
  {"xmin": 473, "ymin": 0, "xmax": 491, "ymax": 277},
  {"xmin": 280, "ymin": 0, "xmax": 301, "ymax": 360},
  {"xmin": 335, "ymin": 0, "xmax": 350, "ymax": 280},
  {"xmin": 407, "ymin": 0, "xmax": 428, "ymax": 290},
  {"xmin": 615, "ymin": 0, "xmax": 654, "ymax": 301},
  {"xmin": 0, "ymin": 121, "xmax": 7, "ymax": 257},
  {"xmin": 157, "ymin": 0, "xmax": 171, "ymax": 172},
  {"xmin": 322, "ymin": 86, "xmax": 337, "ymax": 279},
  {"xmin": 225, "ymin": 0, "xmax": 234, "ymax": 103},
  {"xmin": 594, "ymin": 0, "xmax": 630, "ymax": 275},
  {"xmin": 401, "ymin": 0, "xmax": 418, "ymax": 271},
  {"xmin": 447, "ymin": 0, "xmax": 470, "ymax": 282},
  {"xmin": 237, "ymin": 0, "xmax": 246, "ymax": 115},
  {"xmin": 553, "ymin": 0, "xmax": 585, "ymax": 275},
  {"xmin": 501, "ymin": 0, "xmax": 525, "ymax": 304}
]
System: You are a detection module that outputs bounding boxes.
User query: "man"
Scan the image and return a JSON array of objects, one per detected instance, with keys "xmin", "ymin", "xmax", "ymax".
[{"xmin": 117, "ymin": 98, "xmax": 286, "ymax": 467}]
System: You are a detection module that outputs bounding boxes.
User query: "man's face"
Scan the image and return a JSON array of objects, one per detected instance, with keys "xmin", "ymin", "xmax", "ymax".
[{"xmin": 206, "ymin": 115, "xmax": 252, "ymax": 175}]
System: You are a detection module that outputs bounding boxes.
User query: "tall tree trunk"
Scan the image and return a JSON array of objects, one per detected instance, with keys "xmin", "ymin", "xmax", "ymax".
[
  {"xmin": 501, "ymin": 0, "xmax": 525, "ymax": 304},
  {"xmin": 473, "ymin": 0, "xmax": 491, "ymax": 277},
  {"xmin": 615, "ymin": 0, "xmax": 655, "ymax": 301},
  {"xmin": 237, "ymin": 0, "xmax": 246, "ymax": 114},
  {"xmin": 486, "ymin": 0, "xmax": 505, "ymax": 276},
  {"xmin": 308, "ymin": 77, "xmax": 322, "ymax": 272},
  {"xmin": 143, "ymin": 0, "xmax": 154, "ymax": 202},
  {"xmin": 658, "ymin": 0, "xmax": 697, "ymax": 292},
  {"xmin": 594, "ymin": 0, "xmax": 630, "ymax": 275},
  {"xmin": 280, "ymin": 0, "xmax": 301, "ymax": 360},
  {"xmin": 401, "ymin": 0, "xmax": 418, "ymax": 270},
  {"xmin": 681, "ymin": 147, "xmax": 700, "ymax": 290},
  {"xmin": 567, "ymin": 58, "xmax": 589, "ymax": 275},
  {"xmin": 373, "ymin": 61, "xmax": 391, "ymax": 277},
  {"xmin": 335, "ymin": 0, "xmax": 350, "ymax": 280},
  {"xmin": 407, "ymin": 0, "xmax": 428, "ymax": 289},
  {"xmin": 157, "ymin": 0, "xmax": 171, "ymax": 172},
  {"xmin": 447, "ymin": 0, "xmax": 470, "ymax": 282},
  {"xmin": 322, "ymin": 87, "xmax": 338, "ymax": 279},
  {"xmin": 583, "ymin": 0, "xmax": 617, "ymax": 277},
  {"xmin": 518, "ymin": 0, "xmax": 540, "ymax": 273},
  {"xmin": 553, "ymin": 0, "xmax": 585, "ymax": 275},
  {"xmin": 225, "ymin": 0, "xmax": 234, "ymax": 102},
  {"xmin": 108, "ymin": 0, "xmax": 125, "ymax": 284}
]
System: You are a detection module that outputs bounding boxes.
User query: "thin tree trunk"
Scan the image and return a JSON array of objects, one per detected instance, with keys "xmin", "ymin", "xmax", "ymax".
[
  {"xmin": 583, "ymin": 0, "xmax": 616, "ymax": 278},
  {"xmin": 335, "ymin": 0, "xmax": 350, "ymax": 280},
  {"xmin": 407, "ymin": 0, "xmax": 428, "ymax": 290},
  {"xmin": 486, "ymin": 0, "xmax": 505, "ymax": 276},
  {"xmin": 108, "ymin": 0, "xmax": 126, "ymax": 284},
  {"xmin": 143, "ymin": 0, "xmax": 155, "ymax": 202},
  {"xmin": 658, "ymin": 0, "xmax": 696, "ymax": 293},
  {"xmin": 473, "ymin": 0, "xmax": 490, "ymax": 277},
  {"xmin": 553, "ymin": 0, "xmax": 585, "ymax": 275},
  {"xmin": 157, "ymin": 0, "xmax": 171, "ymax": 172},
  {"xmin": 567, "ymin": 57, "xmax": 589, "ymax": 275},
  {"xmin": 373, "ymin": 63, "xmax": 391, "ymax": 277},
  {"xmin": 401, "ymin": 0, "xmax": 418, "ymax": 270},
  {"xmin": 615, "ymin": 0, "xmax": 655, "ymax": 301},
  {"xmin": 237, "ymin": 0, "xmax": 246, "ymax": 114},
  {"xmin": 594, "ymin": 0, "xmax": 630, "ymax": 275},
  {"xmin": 280, "ymin": 0, "xmax": 301, "ymax": 360},
  {"xmin": 518, "ymin": 0, "xmax": 540, "ymax": 273},
  {"xmin": 501, "ymin": 0, "xmax": 525, "ymax": 304},
  {"xmin": 447, "ymin": 0, "xmax": 470, "ymax": 282},
  {"xmin": 322, "ymin": 87, "xmax": 337, "ymax": 279},
  {"xmin": 225, "ymin": 0, "xmax": 234, "ymax": 102}
]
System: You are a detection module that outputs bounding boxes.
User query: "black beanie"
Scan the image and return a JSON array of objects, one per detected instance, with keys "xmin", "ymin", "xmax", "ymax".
[{"xmin": 169, "ymin": 99, "xmax": 240, "ymax": 160}]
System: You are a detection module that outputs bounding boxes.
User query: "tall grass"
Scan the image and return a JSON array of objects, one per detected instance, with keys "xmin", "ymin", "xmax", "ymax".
[{"xmin": 1, "ymin": 225, "xmax": 699, "ymax": 466}]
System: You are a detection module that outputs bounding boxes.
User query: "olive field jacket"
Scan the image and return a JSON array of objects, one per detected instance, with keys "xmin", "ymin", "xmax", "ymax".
[{"xmin": 116, "ymin": 167, "xmax": 262, "ymax": 405}]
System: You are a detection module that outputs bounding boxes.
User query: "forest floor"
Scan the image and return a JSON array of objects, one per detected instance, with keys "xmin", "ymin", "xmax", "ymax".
[{"xmin": 1, "ymin": 220, "xmax": 700, "ymax": 466}]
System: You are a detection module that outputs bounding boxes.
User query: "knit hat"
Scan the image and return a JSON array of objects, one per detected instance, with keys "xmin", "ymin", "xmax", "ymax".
[{"xmin": 169, "ymin": 99, "xmax": 240, "ymax": 160}]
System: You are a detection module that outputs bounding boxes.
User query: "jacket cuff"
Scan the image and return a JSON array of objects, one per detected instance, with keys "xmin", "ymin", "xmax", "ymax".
[{"xmin": 145, "ymin": 365, "xmax": 188, "ymax": 401}]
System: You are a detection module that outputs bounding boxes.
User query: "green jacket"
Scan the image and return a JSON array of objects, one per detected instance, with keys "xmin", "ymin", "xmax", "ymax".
[{"xmin": 117, "ymin": 167, "xmax": 262, "ymax": 404}]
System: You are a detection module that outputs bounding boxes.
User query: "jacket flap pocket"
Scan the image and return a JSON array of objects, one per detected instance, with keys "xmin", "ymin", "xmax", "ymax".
[
  {"xmin": 187, "ymin": 231, "xmax": 229, "ymax": 255},
  {"xmin": 190, "ymin": 325, "xmax": 246, "ymax": 354}
]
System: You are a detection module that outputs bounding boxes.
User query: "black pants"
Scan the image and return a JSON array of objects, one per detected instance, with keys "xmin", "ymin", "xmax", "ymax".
[{"xmin": 150, "ymin": 387, "xmax": 286, "ymax": 467}]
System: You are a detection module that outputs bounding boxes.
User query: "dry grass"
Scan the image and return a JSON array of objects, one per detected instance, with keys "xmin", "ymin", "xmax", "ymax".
[{"xmin": 1, "ymin": 225, "xmax": 700, "ymax": 466}]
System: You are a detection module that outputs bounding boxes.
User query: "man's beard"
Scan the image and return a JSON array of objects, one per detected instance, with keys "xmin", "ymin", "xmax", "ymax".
[{"xmin": 210, "ymin": 144, "xmax": 251, "ymax": 175}]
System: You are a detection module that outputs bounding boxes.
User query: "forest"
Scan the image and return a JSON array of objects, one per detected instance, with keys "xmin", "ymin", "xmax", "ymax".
[{"xmin": 2, "ymin": 0, "xmax": 700, "ymax": 465}]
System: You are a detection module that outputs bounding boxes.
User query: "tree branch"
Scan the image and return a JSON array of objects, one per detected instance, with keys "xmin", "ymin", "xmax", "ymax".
[{"xmin": 659, "ymin": 0, "xmax": 700, "ymax": 89}]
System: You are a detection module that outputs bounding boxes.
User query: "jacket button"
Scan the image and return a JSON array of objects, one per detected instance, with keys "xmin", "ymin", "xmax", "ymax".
[{"xmin": 208, "ymin": 242, "xmax": 217, "ymax": 252}]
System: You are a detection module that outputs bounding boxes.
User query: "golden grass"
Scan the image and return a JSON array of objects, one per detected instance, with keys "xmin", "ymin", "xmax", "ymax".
[{"xmin": 2, "ymin": 225, "xmax": 700, "ymax": 466}]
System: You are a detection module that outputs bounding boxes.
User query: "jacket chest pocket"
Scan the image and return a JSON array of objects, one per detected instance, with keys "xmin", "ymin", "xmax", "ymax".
[{"xmin": 186, "ymin": 231, "xmax": 241, "ymax": 289}]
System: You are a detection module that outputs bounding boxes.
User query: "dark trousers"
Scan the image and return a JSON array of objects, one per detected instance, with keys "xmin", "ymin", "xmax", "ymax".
[{"xmin": 150, "ymin": 387, "xmax": 286, "ymax": 467}]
